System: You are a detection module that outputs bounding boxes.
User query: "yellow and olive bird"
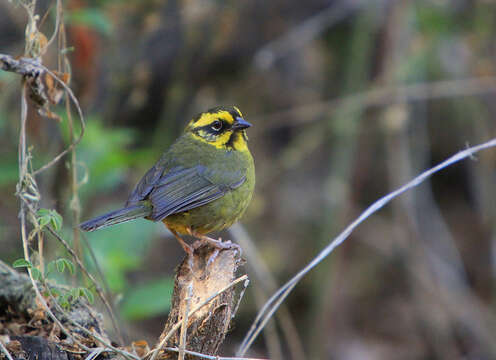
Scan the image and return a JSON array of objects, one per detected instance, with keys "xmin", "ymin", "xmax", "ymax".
[{"xmin": 80, "ymin": 106, "xmax": 255, "ymax": 254}]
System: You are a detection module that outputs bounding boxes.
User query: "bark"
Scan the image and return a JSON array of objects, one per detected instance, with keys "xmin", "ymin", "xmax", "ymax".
[{"xmin": 154, "ymin": 244, "xmax": 243, "ymax": 359}]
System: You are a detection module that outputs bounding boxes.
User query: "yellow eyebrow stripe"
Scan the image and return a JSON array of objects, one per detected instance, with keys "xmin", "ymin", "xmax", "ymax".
[
  {"xmin": 193, "ymin": 111, "xmax": 234, "ymax": 128},
  {"xmin": 233, "ymin": 106, "xmax": 243, "ymax": 117}
]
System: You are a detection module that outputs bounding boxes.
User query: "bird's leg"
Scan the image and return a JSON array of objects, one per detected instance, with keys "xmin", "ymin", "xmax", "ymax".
[
  {"xmin": 169, "ymin": 228, "xmax": 194, "ymax": 269},
  {"xmin": 188, "ymin": 230, "xmax": 241, "ymax": 267}
]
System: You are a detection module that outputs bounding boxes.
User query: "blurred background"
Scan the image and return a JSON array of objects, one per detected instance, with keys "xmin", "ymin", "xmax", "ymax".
[{"xmin": 1, "ymin": 0, "xmax": 496, "ymax": 359}]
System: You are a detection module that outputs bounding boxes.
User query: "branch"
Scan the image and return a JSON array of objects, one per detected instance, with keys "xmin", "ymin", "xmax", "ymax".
[{"xmin": 238, "ymin": 137, "xmax": 496, "ymax": 356}]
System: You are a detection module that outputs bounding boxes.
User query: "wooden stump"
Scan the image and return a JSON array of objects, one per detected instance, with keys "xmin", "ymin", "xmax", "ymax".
[{"xmin": 153, "ymin": 243, "xmax": 243, "ymax": 359}]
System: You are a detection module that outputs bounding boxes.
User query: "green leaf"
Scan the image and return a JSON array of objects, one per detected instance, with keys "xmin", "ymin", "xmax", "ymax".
[
  {"xmin": 50, "ymin": 211, "xmax": 63, "ymax": 230},
  {"xmin": 70, "ymin": 288, "xmax": 80, "ymax": 302},
  {"xmin": 49, "ymin": 288, "xmax": 61, "ymax": 297},
  {"xmin": 36, "ymin": 209, "xmax": 63, "ymax": 230},
  {"xmin": 58, "ymin": 293, "xmax": 70, "ymax": 309},
  {"xmin": 46, "ymin": 261, "xmax": 56, "ymax": 275},
  {"xmin": 52, "ymin": 258, "xmax": 75, "ymax": 275},
  {"xmin": 30, "ymin": 268, "xmax": 42, "ymax": 281},
  {"xmin": 121, "ymin": 278, "xmax": 174, "ymax": 320},
  {"xmin": 13, "ymin": 259, "xmax": 32, "ymax": 268},
  {"xmin": 63, "ymin": 259, "xmax": 75, "ymax": 275},
  {"xmin": 37, "ymin": 208, "xmax": 52, "ymax": 228},
  {"xmin": 79, "ymin": 287, "xmax": 94, "ymax": 304},
  {"xmin": 56, "ymin": 258, "xmax": 65, "ymax": 273}
]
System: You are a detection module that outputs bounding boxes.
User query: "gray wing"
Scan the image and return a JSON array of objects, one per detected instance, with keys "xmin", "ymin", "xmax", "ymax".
[{"xmin": 126, "ymin": 165, "xmax": 245, "ymax": 221}]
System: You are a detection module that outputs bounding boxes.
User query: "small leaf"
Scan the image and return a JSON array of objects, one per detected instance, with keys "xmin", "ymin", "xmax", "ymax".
[
  {"xmin": 31, "ymin": 268, "xmax": 42, "ymax": 281},
  {"xmin": 62, "ymin": 259, "xmax": 74, "ymax": 275},
  {"xmin": 13, "ymin": 259, "xmax": 32, "ymax": 268},
  {"xmin": 50, "ymin": 211, "xmax": 63, "ymax": 230},
  {"xmin": 36, "ymin": 208, "xmax": 63, "ymax": 230},
  {"xmin": 79, "ymin": 287, "xmax": 94, "ymax": 304},
  {"xmin": 70, "ymin": 288, "xmax": 80, "ymax": 302},
  {"xmin": 38, "ymin": 216, "xmax": 51, "ymax": 227},
  {"xmin": 49, "ymin": 288, "xmax": 61, "ymax": 297},
  {"xmin": 58, "ymin": 293, "xmax": 70, "ymax": 309},
  {"xmin": 56, "ymin": 258, "xmax": 65, "ymax": 273},
  {"xmin": 37, "ymin": 209, "xmax": 51, "ymax": 228}
]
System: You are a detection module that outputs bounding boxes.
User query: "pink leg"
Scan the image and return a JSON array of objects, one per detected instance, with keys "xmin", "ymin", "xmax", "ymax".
[
  {"xmin": 189, "ymin": 230, "xmax": 242, "ymax": 266},
  {"xmin": 169, "ymin": 228, "xmax": 194, "ymax": 269}
]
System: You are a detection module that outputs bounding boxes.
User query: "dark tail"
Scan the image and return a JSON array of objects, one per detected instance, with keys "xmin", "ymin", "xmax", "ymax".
[{"xmin": 79, "ymin": 203, "xmax": 152, "ymax": 232}]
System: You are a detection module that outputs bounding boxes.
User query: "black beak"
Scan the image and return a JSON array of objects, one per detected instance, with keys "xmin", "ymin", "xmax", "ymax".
[{"xmin": 232, "ymin": 117, "xmax": 252, "ymax": 130}]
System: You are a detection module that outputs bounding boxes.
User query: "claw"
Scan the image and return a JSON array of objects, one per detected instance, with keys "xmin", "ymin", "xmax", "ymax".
[
  {"xmin": 206, "ymin": 248, "xmax": 221, "ymax": 267},
  {"xmin": 184, "ymin": 230, "xmax": 242, "ymax": 270}
]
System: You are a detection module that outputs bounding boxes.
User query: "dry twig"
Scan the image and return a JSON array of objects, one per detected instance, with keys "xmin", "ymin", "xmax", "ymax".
[{"xmin": 238, "ymin": 137, "xmax": 496, "ymax": 356}]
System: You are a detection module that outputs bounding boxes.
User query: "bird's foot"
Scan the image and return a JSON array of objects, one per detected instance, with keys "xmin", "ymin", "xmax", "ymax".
[{"xmin": 193, "ymin": 234, "xmax": 242, "ymax": 267}]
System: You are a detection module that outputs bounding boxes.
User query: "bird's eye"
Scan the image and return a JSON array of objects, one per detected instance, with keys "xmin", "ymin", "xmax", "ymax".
[{"xmin": 211, "ymin": 120, "xmax": 223, "ymax": 132}]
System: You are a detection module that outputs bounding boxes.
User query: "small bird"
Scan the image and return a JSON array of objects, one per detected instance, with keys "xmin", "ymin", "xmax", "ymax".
[{"xmin": 80, "ymin": 106, "xmax": 255, "ymax": 255}]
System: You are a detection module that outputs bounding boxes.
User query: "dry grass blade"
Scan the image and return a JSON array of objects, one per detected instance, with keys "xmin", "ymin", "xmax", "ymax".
[
  {"xmin": 0, "ymin": 340, "xmax": 14, "ymax": 360},
  {"xmin": 46, "ymin": 0, "xmax": 62, "ymax": 48},
  {"xmin": 178, "ymin": 284, "xmax": 193, "ymax": 360},
  {"xmin": 237, "ymin": 137, "xmax": 496, "ymax": 356},
  {"xmin": 32, "ymin": 63, "xmax": 85, "ymax": 175}
]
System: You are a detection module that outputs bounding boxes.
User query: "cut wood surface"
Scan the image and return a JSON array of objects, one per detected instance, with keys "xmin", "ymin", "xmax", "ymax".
[{"xmin": 153, "ymin": 244, "xmax": 243, "ymax": 359}]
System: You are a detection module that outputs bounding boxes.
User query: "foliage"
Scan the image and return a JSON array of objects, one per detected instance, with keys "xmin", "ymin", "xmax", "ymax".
[{"xmin": 13, "ymin": 257, "xmax": 94, "ymax": 309}]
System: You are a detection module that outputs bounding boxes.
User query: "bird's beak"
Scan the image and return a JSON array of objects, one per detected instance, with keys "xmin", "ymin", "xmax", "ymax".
[{"xmin": 232, "ymin": 117, "xmax": 252, "ymax": 130}]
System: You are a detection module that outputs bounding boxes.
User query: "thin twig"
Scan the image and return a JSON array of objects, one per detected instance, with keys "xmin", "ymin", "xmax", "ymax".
[
  {"xmin": 163, "ymin": 347, "xmax": 268, "ymax": 360},
  {"xmin": 0, "ymin": 340, "xmax": 14, "ymax": 360},
  {"xmin": 231, "ymin": 224, "xmax": 306, "ymax": 360},
  {"xmin": 46, "ymin": 0, "xmax": 62, "ymax": 48},
  {"xmin": 18, "ymin": 81, "xmax": 89, "ymax": 352},
  {"xmin": 44, "ymin": 285, "xmax": 139, "ymax": 360},
  {"xmin": 84, "ymin": 347, "xmax": 105, "ymax": 360},
  {"xmin": 0, "ymin": 53, "xmax": 86, "ymax": 175},
  {"xmin": 59, "ymin": 15, "xmax": 83, "ymax": 265},
  {"xmin": 178, "ymin": 284, "xmax": 193, "ymax": 360},
  {"xmin": 24, "ymin": 199, "xmax": 122, "ymax": 346},
  {"xmin": 149, "ymin": 274, "xmax": 249, "ymax": 360},
  {"xmin": 40, "ymin": 220, "xmax": 123, "ymax": 344},
  {"xmin": 237, "ymin": 137, "xmax": 496, "ymax": 356},
  {"xmin": 31, "ymin": 62, "xmax": 85, "ymax": 175},
  {"xmin": 232, "ymin": 278, "xmax": 250, "ymax": 320},
  {"xmin": 79, "ymin": 231, "xmax": 123, "ymax": 337}
]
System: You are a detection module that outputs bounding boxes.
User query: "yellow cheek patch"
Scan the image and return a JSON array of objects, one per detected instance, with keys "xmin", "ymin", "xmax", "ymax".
[
  {"xmin": 230, "ymin": 131, "xmax": 249, "ymax": 152},
  {"xmin": 191, "ymin": 131, "xmax": 232, "ymax": 149},
  {"xmin": 193, "ymin": 111, "xmax": 234, "ymax": 128},
  {"xmin": 191, "ymin": 130, "xmax": 249, "ymax": 152}
]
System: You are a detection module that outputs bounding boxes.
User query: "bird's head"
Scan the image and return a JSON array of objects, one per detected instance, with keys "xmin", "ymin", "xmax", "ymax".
[{"xmin": 185, "ymin": 106, "xmax": 251, "ymax": 152}]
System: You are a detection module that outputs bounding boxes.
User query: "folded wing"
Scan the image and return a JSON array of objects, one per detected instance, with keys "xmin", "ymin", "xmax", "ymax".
[{"xmin": 126, "ymin": 165, "xmax": 245, "ymax": 221}]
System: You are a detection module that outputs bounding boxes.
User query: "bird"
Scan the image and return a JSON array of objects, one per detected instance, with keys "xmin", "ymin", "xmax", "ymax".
[{"xmin": 79, "ymin": 106, "xmax": 255, "ymax": 256}]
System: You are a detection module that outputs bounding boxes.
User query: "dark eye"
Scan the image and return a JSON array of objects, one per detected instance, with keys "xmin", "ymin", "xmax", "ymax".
[{"xmin": 211, "ymin": 120, "xmax": 223, "ymax": 131}]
